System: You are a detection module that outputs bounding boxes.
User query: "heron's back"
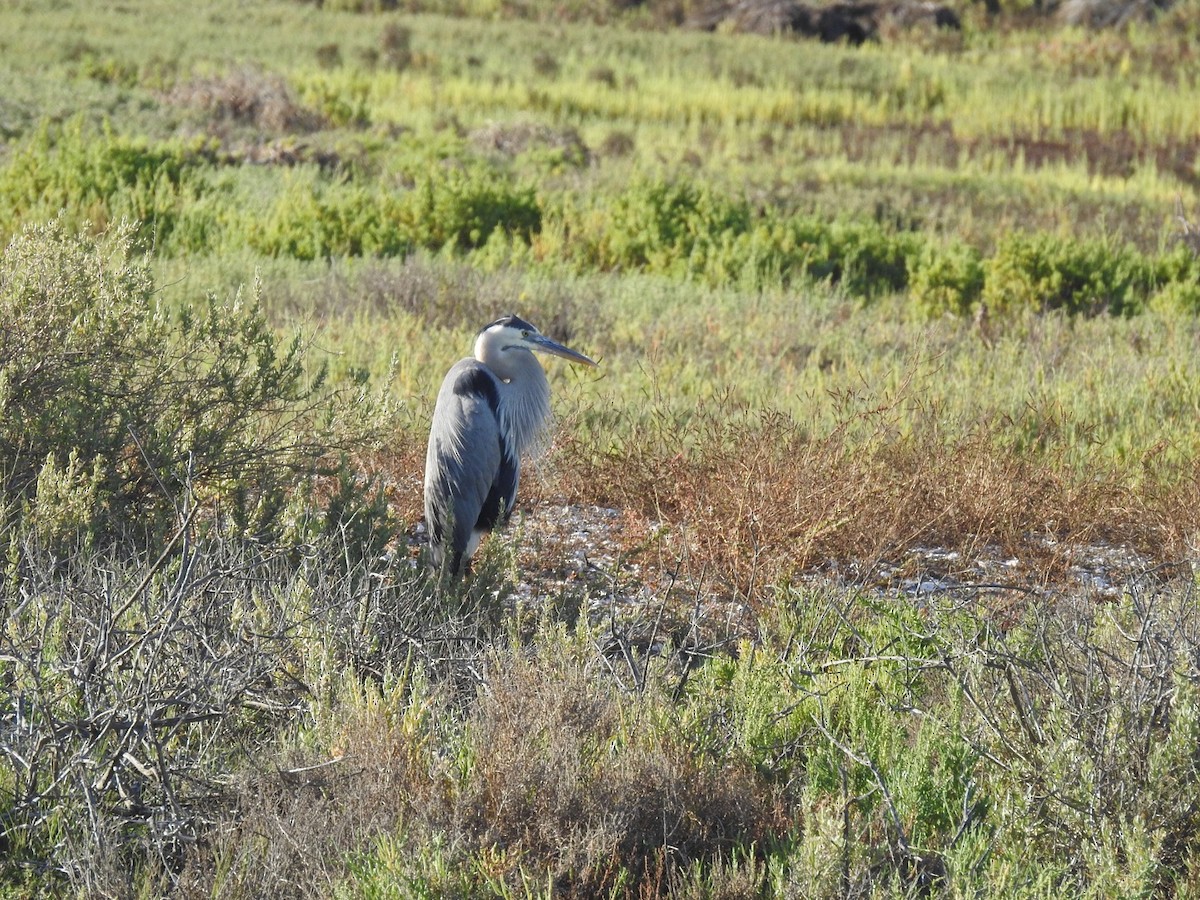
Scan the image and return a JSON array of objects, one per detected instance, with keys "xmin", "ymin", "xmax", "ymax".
[{"xmin": 424, "ymin": 359, "xmax": 518, "ymax": 571}]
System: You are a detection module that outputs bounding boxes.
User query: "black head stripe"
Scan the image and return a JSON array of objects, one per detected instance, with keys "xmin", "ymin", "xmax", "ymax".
[{"xmin": 480, "ymin": 314, "xmax": 536, "ymax": 334}]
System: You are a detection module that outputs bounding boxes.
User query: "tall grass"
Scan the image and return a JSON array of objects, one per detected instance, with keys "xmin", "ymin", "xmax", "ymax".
[
  {"xmin": 4, "ymin": 0, "xmax": 1200, "ymax": 895},
  {"xmin": 2, "ymin": 0, "xmax": 1197, "ymax": 256}
]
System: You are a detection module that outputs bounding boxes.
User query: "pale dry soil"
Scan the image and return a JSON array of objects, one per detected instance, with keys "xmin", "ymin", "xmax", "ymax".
[{"xmin": 417, "ymin": 501, "xmax": 1195, "ymax": 650}]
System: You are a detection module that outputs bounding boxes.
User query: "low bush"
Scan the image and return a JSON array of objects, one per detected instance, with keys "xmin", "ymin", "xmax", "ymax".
[
  {"xmin": 147, "ymin": 578, "xmax": 1200, "ymax": 898},
  {"xmin": 11, "ymin": 117, "xmax": 1189, "ymax": 318},
  {"xmin": 1147, "ymin": 242, "xmax": 1200, "ymax": 313},
  {"xmin": 250, "ymin": 165, "xmax": 540, "ymax": 260},
  {"xmin": 250, "ymin": 174, "xmax": 409, "ymax": 259},
  {"xmin": 910, "ymin": 240, "xmax": 986, "ymax": 316},
  {"xmin": 0, "ymin": 526, "xmax": 437, "ymax": 897},
  {"xmin": 587, "ymin": 178, "xmax": 752, "ymax": 273},
  {"xmin": 939, "ymin": 586, "xmax": 1200, "ymax": 894},
  {"xmin": 0, "ymin": 217, "xmax": 358, "ymax": 547},
  {"xmin": 551, "ymin": 179, "xmax": 920, "ymax": 294},
  {"xmin": 981, "ymin": 230, "xmax": 1152, "ymax": 317},
  {"xmin": 176, "ymin": 624, "xmax": 782, "ymax": 899},
  {"xmin": 778, "ymin": 215, "xmax": 917, "ymax": 296},
  {"xmin": 0, "ymin": 120, "xmax": 214, "ymax": 251},
  {"xmin": 233, "ymin": 165, "xmax": 1200, "ymax": 308},
  {"xmin": 398, "ymin": 166, "xmax": 542, "ymax": 251}
]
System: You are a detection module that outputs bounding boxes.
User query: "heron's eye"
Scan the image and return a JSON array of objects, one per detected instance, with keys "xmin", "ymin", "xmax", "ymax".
[{"xmin": 521, "ymin": 330, "xmax": 530, "ymax": 337}]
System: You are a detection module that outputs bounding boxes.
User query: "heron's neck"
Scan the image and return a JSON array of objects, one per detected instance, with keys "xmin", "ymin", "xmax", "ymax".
[{"xmin": 494, "ymin": 354, "xmax": 551, "ymax": 460}]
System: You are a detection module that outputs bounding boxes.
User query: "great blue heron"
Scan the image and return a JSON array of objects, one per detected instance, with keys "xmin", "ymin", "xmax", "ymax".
[{"xmin": 424, "ymin": 315, "xmax": 597, "ymax": 574}]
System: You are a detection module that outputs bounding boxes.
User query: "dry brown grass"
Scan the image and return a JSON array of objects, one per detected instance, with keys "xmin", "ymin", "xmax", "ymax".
[
  {"xmin": 454, "ymin": 648, "xmax": 781, "ymax": 895},
  {"xmin": 165, "ymin": 67, "xmax": 327, "ymax": 134},
  {"xmin": 470, "ymin": 120, "xmax": 591, "ymax": 165},
  {"xmin": 176, "ymin": 639, "xmax": 781, "ymax": 898},
  {"xmin": 554, "ymin": 406, "xmax": 1198, "ymax": 601},
  {"xmin": 362, "ymin": 375, "xmax": 1200, "ymax": 607}
]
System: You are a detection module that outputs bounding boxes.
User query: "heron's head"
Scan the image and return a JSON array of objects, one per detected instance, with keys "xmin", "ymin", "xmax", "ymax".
[{"xmin": 474, "ymin": 315, "xmax": 598, "ymax": 370}]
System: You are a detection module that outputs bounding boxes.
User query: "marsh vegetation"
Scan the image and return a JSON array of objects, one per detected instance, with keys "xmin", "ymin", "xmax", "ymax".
[{"xmin": 2, "ymin": 0, "xmax": 1200, "ymax": 895}]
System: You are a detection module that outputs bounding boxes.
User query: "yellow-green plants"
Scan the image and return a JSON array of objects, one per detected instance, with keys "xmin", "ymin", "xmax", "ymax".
[
  {"xmin": 584, "ymin": 178, "xmax": 752, "ymax": 274},
  {"xmin": 0, "ymin": 217, "xmax": 348, "ymax": 547},
  {"xmin": 1146, "ymin": 243, "xmax": 1200, "ymax": 314},
  {"xmin": 396, "ymin": 165, "xmax": 541, "ymax": 252},
  {"xmin": 551, "ymin": 179, "xmax": 921, "ymax": 294},
  {"xmin": 250, "ymin": 165, "xmax": 541, "ymax": 260},
  {"xmin": 981, "ymin": 230, "xmax": 1153, "ymax": 317},
  {"xmin": 0, "ymin": 120, "xmax": 213, "ymax": 250},
  {"xmin": 909, "ymin": 240, "xmax": 986, "ymax": 316},
  {"xmin": 250, "ymin": 172, "xmax": 410, "ymax": 260}
]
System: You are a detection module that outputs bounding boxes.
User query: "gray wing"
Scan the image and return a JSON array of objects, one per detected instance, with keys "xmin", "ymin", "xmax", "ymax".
[{"xmin": 423, "ymin": 359, "xmax": 518, "ymax": 571}]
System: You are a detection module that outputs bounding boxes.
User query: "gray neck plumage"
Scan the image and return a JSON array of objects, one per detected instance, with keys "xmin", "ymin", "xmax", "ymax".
[{"xmin": 495, "ymin": 353, "xmax": 552, "ymax": 463}]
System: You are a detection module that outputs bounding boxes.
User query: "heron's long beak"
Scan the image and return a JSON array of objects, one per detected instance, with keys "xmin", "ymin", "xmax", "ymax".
[{"xmin": 528, "ymin": 334, "xmax": 598, "ymax": 367}]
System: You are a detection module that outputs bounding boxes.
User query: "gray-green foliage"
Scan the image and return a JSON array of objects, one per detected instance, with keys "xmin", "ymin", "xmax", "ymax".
[
  {"xmin": 951, "ymin": 588, "xmax": 1200, "ymax": 895},
  {"xmin": 0, "ymin": 217, "xmax": 339, "ymax": 547},
  {"xmin": 168, "ymin": 581, "xmax": 1200, "ymax": 898},
  {"xmin": 5, "ymin": 534, "xmax": 1200, "ymax": 898},
  {"xmin": 0, "ymin": 526, "xmax": 436, "ymax": 897}
]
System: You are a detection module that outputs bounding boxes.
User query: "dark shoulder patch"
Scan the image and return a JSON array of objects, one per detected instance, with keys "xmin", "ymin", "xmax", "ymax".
[{"xmin": 452, "ymin": 365, "xmax": 500, "ymax": 414}]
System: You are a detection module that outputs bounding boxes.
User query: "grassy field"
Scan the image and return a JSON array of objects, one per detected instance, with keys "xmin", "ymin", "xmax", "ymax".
[{"xmin": 2, "ymin": 0, "xmax": 1200, "ymax": 896}]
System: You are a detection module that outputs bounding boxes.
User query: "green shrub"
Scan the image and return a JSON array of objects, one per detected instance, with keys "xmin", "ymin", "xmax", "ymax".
[
  {"xmin": 251, "ymin": 166, "xmax": 540, "ymax": 260},
  {"xmin": 1148, "ymin": 278, "xmax": 1200, "ymax": 314},
  {"xmin": 680, "ymin": 639, "xmax": 817, "ymax": 783},
  {"xmin": 0, "ymin": 119, "xmax": 213, "ymax": 251},
  {"xmin": 250, "ymin": 172, "xmax": 409, "ymax": 260},
  {"xmin": 981, "ymin": 231, "xmax": 1151, "ymax": 317},
  {"xmin": 910, "ymin": 241, "xmax": 986, "ymax": 316},
  {"xmin": 575, "ymin": 178, "xmax": 751, "ymax": 274},
  {"xmin": 913, "ymin": 234, "xmax": 1199, "ymax": 319},
  {"xmin": 1146, "ymin": 243, "xmax": 1200, "ymax": 313},
  {"xmin": 949, "ymin": 591, "xmax": 1200, "ymax": 895},
  {"xmin": 0, "ymin": 217, "xmax": 343, "ymax": 546},
  {"xmin": 725, "ymin": 215, "xmax": 916, "ymax": 296},
  {"xmin": 398, "ymin": 166, "xmax": 541, "ymax": 251},
  {"xmin": 810, "ymin": 218, "xmax": 917, "ymax": 297},
  {"xmin": 164, "ymin": 173, "xmax": 242, "ymax": 256},
  {"xmin": 555, "ymin": 182, "xmax": 920, "ymax": 295}
]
